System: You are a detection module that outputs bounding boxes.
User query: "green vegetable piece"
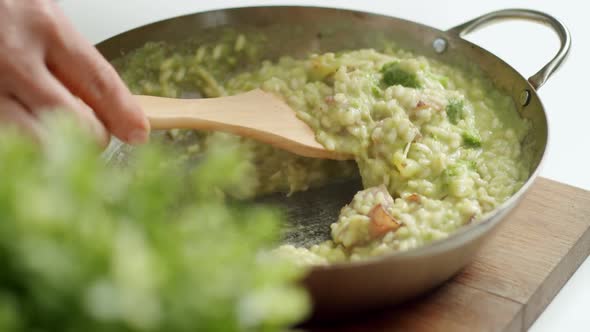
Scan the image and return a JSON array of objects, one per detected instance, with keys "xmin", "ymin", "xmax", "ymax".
[
  {"xmin": 308, "ymin": 53, "xmax": 340, "ymax": 81},
  {"xmin": 446, "ymin": 99, "xmax": 464, "ymax": 125},
  {"xmin": 444, "ymin": 167, "xmax": 458, "ymax": 178},
  {"xmin": 381, "ymin": 61, "xmax": 421, "ymax": 88},
  {"xmin": 371, "ymin": 85, "xmax": 382, "ymax": 98},
  {"xmin": 438, "ymin": 75, "xmax": 449, "ymax": 88},
  {"xmin": 462, "ymin": 131, "xmax": 482, "ymax": 148},
  {"xmin": 443, "ymin": 160, "xmax": 477, "ymax": 181}
]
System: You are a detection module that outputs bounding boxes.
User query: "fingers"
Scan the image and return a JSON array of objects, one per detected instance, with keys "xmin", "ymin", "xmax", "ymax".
[
  {"xmin": 0, "ymin": 0, "xmax": 147, "ymax": 147},
  {"xmin": 0, "ymin": 96, "xmax": 43, "ymax": 142},
  {"xmin": 44, "ymin": 7, "xmax": 150, "ymax": 145},
  {"xmin": 75, "ymin": 99, "xmax": 111, "ymax": 148},
  {"xmin": 31, "ymin": 72, "xmax": 111, "ymax": 148},
  {"xmin": 4, "ymin": 62, "xmax": 110, "ymax": 148}
]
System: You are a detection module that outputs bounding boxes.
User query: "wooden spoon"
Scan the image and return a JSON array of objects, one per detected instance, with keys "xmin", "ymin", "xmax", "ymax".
[{"xmin": 135, "ymin": 89, "xmax": 351, "ymax": 160}]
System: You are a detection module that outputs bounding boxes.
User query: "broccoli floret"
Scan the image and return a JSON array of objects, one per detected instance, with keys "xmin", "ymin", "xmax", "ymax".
[
  {"xmin": 381, "ymin": 62, "xmax": 421, "ymax": 88},
  {"xmin": 446, "ymin": 99, "xmax": 464, "ymax": 125},
  {"xmin": 462, "ymin": 131, "xmax": 482, "ymax": 148}
]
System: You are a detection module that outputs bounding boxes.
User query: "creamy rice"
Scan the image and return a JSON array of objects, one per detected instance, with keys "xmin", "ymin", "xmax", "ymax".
[{"xmin": 116, "ymin": 31, "xmax": 530, "ymax": 264}]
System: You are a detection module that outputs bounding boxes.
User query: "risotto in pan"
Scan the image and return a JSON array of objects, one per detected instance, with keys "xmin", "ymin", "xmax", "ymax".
[{"xmin": 115, "ymin": 31, "xmax": 531, "ymax": 264}]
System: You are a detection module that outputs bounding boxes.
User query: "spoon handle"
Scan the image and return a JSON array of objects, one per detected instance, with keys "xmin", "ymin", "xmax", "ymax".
[
  {"xmin": 136, "ymin": 90, "xmax": 267, "ymax": 130},
  {"xmin": 134, "ymin": 89, "xmax": 350, "ymax": 160}
]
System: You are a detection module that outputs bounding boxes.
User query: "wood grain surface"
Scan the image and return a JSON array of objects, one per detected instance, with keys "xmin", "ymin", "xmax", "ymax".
[{"xmin": 308, "ymin": 178, "xmax": 590, "ymax": 332}]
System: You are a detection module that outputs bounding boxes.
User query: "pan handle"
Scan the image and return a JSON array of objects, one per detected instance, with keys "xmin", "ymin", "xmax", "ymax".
[{"xmin": 447, "ymin": 9, "xmax": 571, "ymax": 90}]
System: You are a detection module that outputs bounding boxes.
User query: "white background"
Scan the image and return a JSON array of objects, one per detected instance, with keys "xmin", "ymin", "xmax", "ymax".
[{"xmin": 59, "ymin": 1, "xmax": 589, "ymax": 330}]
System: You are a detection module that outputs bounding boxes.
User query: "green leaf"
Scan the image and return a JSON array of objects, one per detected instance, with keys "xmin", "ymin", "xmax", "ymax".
[{"xmin": 381, "ymin": 61, "xmax": 421, "ymax": 88}]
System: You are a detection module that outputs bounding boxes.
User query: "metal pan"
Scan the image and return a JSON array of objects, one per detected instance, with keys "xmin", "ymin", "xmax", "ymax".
[{"xmin": 97, "ymin": 6, "xmax": 570, "ymax": 317}]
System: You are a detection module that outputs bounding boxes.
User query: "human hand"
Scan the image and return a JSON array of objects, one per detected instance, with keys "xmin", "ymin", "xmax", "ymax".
[{"xmin": 0, "ymin": 0, "xmax": 150, "ymax": 146}]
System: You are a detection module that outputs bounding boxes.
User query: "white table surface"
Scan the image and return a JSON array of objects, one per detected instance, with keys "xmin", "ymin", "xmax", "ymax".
[{"xmin": 59, "ymin": 0, "xmax": 590, "ymax": 330}]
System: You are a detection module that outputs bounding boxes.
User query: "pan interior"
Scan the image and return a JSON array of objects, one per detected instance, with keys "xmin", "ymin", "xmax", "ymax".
[{"xmin": 101, "ymin": 6, "xmax": 546, "ymax": 249}]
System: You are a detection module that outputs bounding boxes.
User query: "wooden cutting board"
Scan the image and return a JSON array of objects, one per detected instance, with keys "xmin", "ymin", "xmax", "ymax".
[{"xmin": 308, "ymin": 177, "xmax": 590, "ymax": 332}]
